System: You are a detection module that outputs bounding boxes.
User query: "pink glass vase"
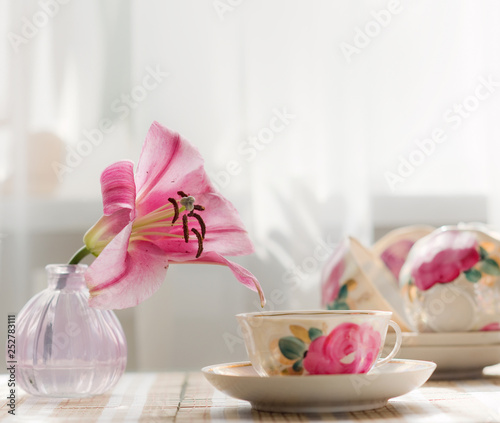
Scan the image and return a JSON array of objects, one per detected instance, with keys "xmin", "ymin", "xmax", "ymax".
[{"xmin": 12, "ymin": 264, "xmax": 127, "ymax": 397}]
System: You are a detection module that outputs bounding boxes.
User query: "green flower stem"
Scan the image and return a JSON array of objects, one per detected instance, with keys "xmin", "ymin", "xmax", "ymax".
[{"xmin": 68, "ymin": 246, "xmax": 92, "ymax": 265}]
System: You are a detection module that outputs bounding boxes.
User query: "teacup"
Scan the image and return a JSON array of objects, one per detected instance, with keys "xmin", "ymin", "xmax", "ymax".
[
  {"xmin": 400, "ymin": 225, "xmax": 500, "ymax": 332},
  {"xmin": 236, "ymin": 310, "xmax": 402, "ymax": 376},
  {"xmin": 372, "ymin": 225, "xmax": 435, "ymax": 281},
  {"xmin": 321, "ymin": 237, "xmax": 410, "ymax": 331}
]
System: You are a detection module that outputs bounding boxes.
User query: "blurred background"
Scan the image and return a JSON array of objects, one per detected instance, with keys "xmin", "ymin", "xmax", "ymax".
[{"xmin": 1, "ymin": 0, "xmax": 500, "ymax": 371}]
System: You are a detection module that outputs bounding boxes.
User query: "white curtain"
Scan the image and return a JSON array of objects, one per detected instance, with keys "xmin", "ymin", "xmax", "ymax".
[{"xmin": 1, "ymin": 0, "xmax": 500, "ymax": 370}]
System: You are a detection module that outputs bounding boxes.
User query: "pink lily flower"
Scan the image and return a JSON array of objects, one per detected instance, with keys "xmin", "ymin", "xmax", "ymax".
[{"xmin": 74, "ymin": 121, "xmax": 265, "ymax": 309}]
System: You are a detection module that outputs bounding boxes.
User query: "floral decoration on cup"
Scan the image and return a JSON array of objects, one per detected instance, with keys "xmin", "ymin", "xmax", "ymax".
[
  {"xmin": 400, "ymin": 227, "xmax": 500, "ymax": 332},
  {"xmin": 278, "ymin": 322, "xmax": 381, "ymax": 375},
  {"xmin": 273, "ymin": 322, "xmax": 382, "ymax": 375},
  {"xmin": 270, "ymin": 324, "xmax": 325, "ymax": 375},
  {"xmin": 237, "ymin": 310, "xmax": 402, "ymax": 377}
]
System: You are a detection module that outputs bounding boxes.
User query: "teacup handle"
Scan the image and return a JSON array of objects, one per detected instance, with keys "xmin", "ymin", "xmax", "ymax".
[{"xmin": 374, "ymin": 320, "xmax": 402, "ymax": 368}]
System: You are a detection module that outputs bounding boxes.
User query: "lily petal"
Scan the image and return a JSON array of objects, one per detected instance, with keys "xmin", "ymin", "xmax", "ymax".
[
  {"xmin": 83, "ymin": 209, "xmax": 133, "ymax": 256},
  {"xmin": 134, "ymin": 123, "xmax": 253, "ymax": 256},
  {"xmin": 86, "ymin": 222, "xmax": 169, "ymax": 309},
  {"xmin": 135, "ymin": 122, "xmax": 203, "ymax": 210},
  {"xmin": 170, "ymin": 251, "xmax": 266, "ymax": 307},
  {"xmin": 190, "ymin": 191, "xmax": 255, "ymax": 256},
  {"xmin": 101, "ymin": 160, "xmax": 136, "ymax": 217}
]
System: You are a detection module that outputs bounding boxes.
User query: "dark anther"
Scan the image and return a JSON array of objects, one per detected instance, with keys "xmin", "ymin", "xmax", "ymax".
[
  {"xmin": 167, "ymin": 198, "xmax": 179, "ymax": 224},
  {"xmin": 193, "ymin": 205, "xmax": 205, "ymax": 211},
  {"xmin": 177, "ymin": 191, "xmax": 188, "ymax": 198},
  {"xmin": 182, "ymin": 215, "xmax": 189, "ymax": 242},
  {"xmin": 191, "ymin": 228, "xmax": 203, "ymax": 258},
  {"xmin": 190, "ymin": 213, "xmax": 206, "ymax": 239}
]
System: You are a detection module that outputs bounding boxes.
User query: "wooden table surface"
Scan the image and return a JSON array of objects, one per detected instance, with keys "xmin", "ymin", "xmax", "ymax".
[{"xmin": 1, "ymin": 366, "xmax": 500, "ymax": 422}]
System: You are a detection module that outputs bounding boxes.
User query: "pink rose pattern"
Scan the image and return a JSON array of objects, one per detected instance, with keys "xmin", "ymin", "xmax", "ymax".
[
  {"xmin": 303, "ymin": 322, "xmax": 381, "ymax": 375},
  {"xmin": 380, "ymin": 239, "xmax": 415, "ymax": 281},
  {"xmin": 480, "ymin": 322, "xmax": 500, "ymax": 331},
  {"xmin": 410, "ymin": 231, "xmax": 480, "ymax": 291}
]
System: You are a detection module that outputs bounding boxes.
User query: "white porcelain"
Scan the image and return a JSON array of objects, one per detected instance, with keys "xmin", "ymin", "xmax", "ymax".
[
  {"xmin": 202, "ymin": 359, "xmax": 436, "ymax": 413},
  {"xmin": 382, "ymin": 344, "xmax": 500, "ymax": 379},
  {"xmin": 236, "ymin": 310, "xmax": 402, "ymax": 376},
  {"xmin": 400, "ymin": 226, "xmax": 500, "ymax": 332},
  {"xmin": 383, "ymin": 331, "xmax": 500, "ymax": 378},
  {"xmin": 321, "ymin": 237, "xmax": 410, "ymax": 331},
  {"xmin": 456, "ymin": 222, "xmax": 500, "ymax": 241},
  {"xmin": 373, "ymin": 225, "xmax": 435, "ymax": 280}
]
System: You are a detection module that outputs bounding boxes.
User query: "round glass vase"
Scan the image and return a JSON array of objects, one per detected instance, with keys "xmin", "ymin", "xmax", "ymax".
[{"xmin": 12, "ymin": 264, "xmax": 127, "ymax": 397}]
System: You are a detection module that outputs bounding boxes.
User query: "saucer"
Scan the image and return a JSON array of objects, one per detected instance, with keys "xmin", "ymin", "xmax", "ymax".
[
  {"xmin": 384, "ymin": 344, "xmax": 500, "ymax": 379},
  {"xmin": 384, "ymin": 332, "xmax": 500, "ymax": 378},
  {"xmin": 202, "ymin": 359, "xmax": 436, "ymax": 413},
  {"xmin": 386, "ymin": 330, "xmax": 500, "ymax": 347}
]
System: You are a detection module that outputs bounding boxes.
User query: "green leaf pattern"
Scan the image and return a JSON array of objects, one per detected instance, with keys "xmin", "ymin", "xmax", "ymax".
[
  {"xmin": 464, "ymin": 268, "xmax": 482, "ymax": 282},
  {"xmin": 326, "ymin": 278, "xmax": 352, "ymax": 311},
  {"xmin": 308, "ymin": 327, "xmax": 323, "ymax": 341},
  {"xmin": 481, "ymin": 258, "xmax": 500, "ymax": 276},
  {"xmin": 463, "ymin": 245, "xmax": 500, "ymax": 283},
  {"xmin": 277, "ymin": 326, "xmax": 323, "ymax": 374},
  {"xmin": 292, "ymin": 359, "xmax": 304, "ymax": 372},
  {"xmin": 337, "ymin": 284, "xmax": 348, "ymax": 300},
  {"xmin": 278, "ymin": 337, "xmax": 307, "ymax": 360}
]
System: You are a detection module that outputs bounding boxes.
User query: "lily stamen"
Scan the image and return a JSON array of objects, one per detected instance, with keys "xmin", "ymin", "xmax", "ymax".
[
  {"xmin": 133, "ymin": 204, "xmax": 180, "ymax": 229},
  {"xmin": 182, "ymin": 215, "xmax": 189, "ymax": 242},
  {"xmin": 188, "ymin": 212, "xmax": 206, "ymax": 239},
  {"xmin": 131, "ymin": 191, "xmax": 206, "ymax": 254},
  {"xmin": 130, "ymin": 232, "xmax": 183, "ymax": 239},
  {"xmin": 167, "ymin": 197, "xmax": 179, "ymax": 223},
  {"xmin": 135, "ymin": 222, "xmax": 183, "ymax": 231},
  {"xmin": 180, "ymin": 195, "xmax": 196, "ymax": 212},
  {"xmin": 191, "ymin": 228, "xmax": 203, "ymax": 258}
]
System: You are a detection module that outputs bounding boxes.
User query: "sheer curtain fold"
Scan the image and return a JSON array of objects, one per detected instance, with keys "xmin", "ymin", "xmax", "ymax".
[{"xmin": 2, "ymin": 0, "xmax": 500, "ymax": 370}]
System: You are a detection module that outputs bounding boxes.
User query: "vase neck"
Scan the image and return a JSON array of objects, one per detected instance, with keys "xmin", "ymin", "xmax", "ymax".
[{"xmin": 46, "ymin": 264, "xmax": 88, "ymax": 291}]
